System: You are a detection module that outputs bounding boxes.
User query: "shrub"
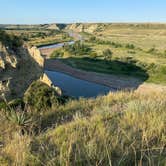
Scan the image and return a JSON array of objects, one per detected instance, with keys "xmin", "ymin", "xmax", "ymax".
[
  {"xmin": 111, "ymin": 42, "xmax": 123, "ymax": 48},
  {"xmin": 126, "ymin": 43, "xmax": 135, "ymax": 49},
  {"xmin": 7, "ymin": 110, "xmax": 33, "ymax": 134},
  {"xmin": 51, "ymin": 49, "xmax": 64, "ymax": 58},
  {"xmin": 0, "ymin": 30, "xmax": 23, "ymax": 51},
  {"xmin": 103, "ymin": 49, "xmax": 113, "ymax": 60},
  {"xmin": 23, "ymin": 81, "xmax": 62, "ymax": 111},
  {"xmin": 64, "ymin": 41, "xmax": 91, "ymax": 56},
  {"xmin": 8, "ymin": 98, "xmax": 25, "ymax": 109},
  {"xmin": 88, "ymin": 36, "xmax": 123, "ymax": 48},
  {"xmin": 147, "ymin": 47, "xmax": 158, "ymax": 54},
  {"xmin": 89, "ymin": 36, "xmax": 97, "ymax": 42}
]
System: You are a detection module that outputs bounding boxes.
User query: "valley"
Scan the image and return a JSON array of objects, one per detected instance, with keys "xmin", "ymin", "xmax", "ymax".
[{"xmin": 0, "ymin": 23, "xmax": 166, "ymax": 165}]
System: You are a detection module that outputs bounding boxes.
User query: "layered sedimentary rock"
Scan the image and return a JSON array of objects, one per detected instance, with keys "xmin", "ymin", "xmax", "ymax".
[
  {"xmin": 0, "ymin": 43, "xmax": 43, "ymax": 99},
  {"xmin": 66, "ymin": 23, "xmax": 106, "ymax": 33}
]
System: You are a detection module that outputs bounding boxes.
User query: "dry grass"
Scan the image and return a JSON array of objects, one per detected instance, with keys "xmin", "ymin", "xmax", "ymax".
[{"xmin": 1, "ymin": 89, "xmax": 165, "ymax": 165}]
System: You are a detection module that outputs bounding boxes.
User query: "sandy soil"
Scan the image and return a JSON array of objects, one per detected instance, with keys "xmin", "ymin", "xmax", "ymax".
[{"xmin": 39, "ymin": 47, "xmax": 59, "ymax": 57}]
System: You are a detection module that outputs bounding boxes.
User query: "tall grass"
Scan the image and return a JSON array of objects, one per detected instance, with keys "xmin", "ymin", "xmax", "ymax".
[{"xmin": 0, "ymin": 90, "xmax": 166, "ymax": 165}]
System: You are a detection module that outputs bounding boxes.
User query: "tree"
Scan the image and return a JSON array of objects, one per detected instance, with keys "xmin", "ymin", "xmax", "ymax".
[{"xmin": 0, "ymin": 30, "xmax": 23, "ymax": 51}]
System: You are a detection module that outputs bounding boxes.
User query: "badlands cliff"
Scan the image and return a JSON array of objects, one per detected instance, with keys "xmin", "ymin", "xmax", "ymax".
[{"xmin": 0, "ymin": 41, "xmax": 43, "ymax": 99}]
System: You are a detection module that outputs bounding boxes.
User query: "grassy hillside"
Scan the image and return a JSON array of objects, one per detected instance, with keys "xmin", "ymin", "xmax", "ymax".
[{"xmin": 0, "ymin": 81, "xmax": 166, "ymax": 165}]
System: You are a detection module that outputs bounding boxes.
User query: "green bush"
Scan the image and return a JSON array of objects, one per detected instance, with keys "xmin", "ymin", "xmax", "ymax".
[
  {"xmin": 88, "ymin": 36, "xmax": 123, "ymax": 48},
  {"xmin": 23, "ymin": 81, "xmax": 62, "ymax": 111},
  {"xmin": 0, "ymin": 30, "xmax": 23, "ymax": 51},
  {"xmin": 64, "ymin": 41, "xmax": 91, "ymax": 56},
  {"xmin": 51, "ymin": 49, "xmax": 64, "ymax": 58},
  {"xmin": 125, "ymin": 43, "xmax": 135, "ymax": 49}
]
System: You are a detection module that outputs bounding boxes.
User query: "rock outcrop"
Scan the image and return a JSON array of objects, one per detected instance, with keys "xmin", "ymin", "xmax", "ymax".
[
  {"xmin": 0, "ymin": 42, "xmax": 17, "ymax": 70},
  {"xmin": 27, "ymin": 46, "xmax": 44, "ymax": 67},
  {"xmin": 0, "ymin": 43, "xmax": 43, "ymax": 100},
  {"xmin": 66, "ymin": 23, "xmax": 107, "ymax": 33},
  {"xmin": 40, "ymin": 73, "xmax": 62, "ymax": 96}
]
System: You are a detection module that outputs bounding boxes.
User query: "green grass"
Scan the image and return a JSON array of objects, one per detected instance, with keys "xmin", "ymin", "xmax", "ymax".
[
  {"xmin": 62, "ymin": 56, "xmax": 166, "ymax": 84},
  {"xmin": 61, "ymin": 57, "xmax": 148, "ymax": 80}
]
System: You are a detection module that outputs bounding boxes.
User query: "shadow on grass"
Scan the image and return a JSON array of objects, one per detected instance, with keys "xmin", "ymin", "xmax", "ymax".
[{"xmin": 62, "ymin": 57, "xmax": 149, "ymax": 80}]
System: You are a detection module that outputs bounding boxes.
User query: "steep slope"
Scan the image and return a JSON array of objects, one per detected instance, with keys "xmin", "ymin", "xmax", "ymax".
[{"xmin": 0, "ymin": 31, "xmax": 43, "ymax": 99}]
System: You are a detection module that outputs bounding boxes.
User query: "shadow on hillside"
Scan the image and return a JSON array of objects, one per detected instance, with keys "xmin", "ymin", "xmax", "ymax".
[{"xmin": 58, "ymin": 57, "xmax": 149, "ymax": 90}]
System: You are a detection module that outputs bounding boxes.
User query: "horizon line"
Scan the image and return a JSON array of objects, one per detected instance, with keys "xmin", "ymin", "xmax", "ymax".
[{"xmin": 1, "ymin": 21, "xmax": 166, "ymax": 25}]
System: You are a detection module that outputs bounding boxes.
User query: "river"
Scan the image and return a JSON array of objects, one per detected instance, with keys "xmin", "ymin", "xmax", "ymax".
[
  {"xmin": 39, "ymin": 36, "xmax": 112, "ymax": 98},
  {"xmin": 45, "ymin": 70, "xmax": 111, "ymax": 98}
]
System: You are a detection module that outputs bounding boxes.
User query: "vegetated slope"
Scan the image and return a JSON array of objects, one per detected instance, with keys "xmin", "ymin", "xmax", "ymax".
[
  {"xmin": 0, "ymin": 86, "xmax": 165, "ymax": 165},
  {"xmin": 0, "ymin": 30, "xmax": 42, "ymax": 99}
]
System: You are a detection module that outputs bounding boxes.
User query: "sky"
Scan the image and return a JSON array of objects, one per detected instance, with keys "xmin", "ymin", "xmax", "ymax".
[{"xmin": 0, "ymin": 0, "xmax": 166, "ymax": 24}]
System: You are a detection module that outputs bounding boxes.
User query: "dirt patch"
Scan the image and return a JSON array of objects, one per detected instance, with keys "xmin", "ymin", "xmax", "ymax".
[{"xmin": 136, "ymin": 83, "xmax": 166, "ymax": 93}]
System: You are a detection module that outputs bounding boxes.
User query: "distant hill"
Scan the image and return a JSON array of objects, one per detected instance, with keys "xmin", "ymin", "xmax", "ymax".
[
  {"xmin": 0, "ymin": 23, "xmax": 67, "ymax": 30},
  {"xmin": 1, "ymin": 23, "xmax": 166, "ymax": 32},
  {"xmin": 66, "ymin": 23, "xmax": 166, "ymax": 33}
]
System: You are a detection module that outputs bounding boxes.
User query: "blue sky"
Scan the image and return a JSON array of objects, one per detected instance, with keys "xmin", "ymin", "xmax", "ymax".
[{"xmin": 0, "ymin": 0, "xmax": 166, "ymax": 24}]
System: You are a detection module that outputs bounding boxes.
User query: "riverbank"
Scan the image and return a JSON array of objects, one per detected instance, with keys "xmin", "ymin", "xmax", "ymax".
[
  {"xmin": 44, "ymin": 59, "xmax": 143, "ymax": 90},
  {"xmin": 39, "ymin": 41, "xmax": 75, "ymax": 57}
]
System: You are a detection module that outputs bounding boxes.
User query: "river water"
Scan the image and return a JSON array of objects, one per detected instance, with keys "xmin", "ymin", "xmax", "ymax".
[
  {"xmin": 39, "ymin": 41, "xmax": 75, "ymax": 50},
  {"xmin": 45, "ymin": 70, "xmax": 111, "ymax": 98}
]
